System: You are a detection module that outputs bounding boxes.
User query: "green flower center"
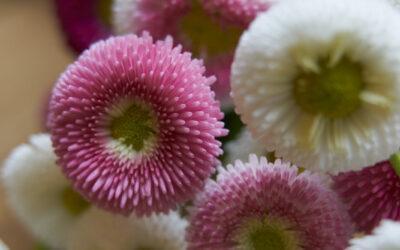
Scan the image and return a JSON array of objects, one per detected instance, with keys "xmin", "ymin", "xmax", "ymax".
[
  {"xmin": 109, "ymin": 102, "xmax": 158, "ymax": 152},
  {"xmin": 97, "ymin": 0, "xmax": 113, "ymax": 27},
  {"xmin": 180, "ymin": 0, "xmax": 242, "ymax": 57},
  {"xmin": 61, "ymin": 187, "xmax": 90, "ymax": 216},
  {"xmin": 389, "ymin": 152, "xmax": 400, "ymax": 177},
  {"xmin": 237, "ymin": 218, "xmax": 301, "ymax": 250},
  {"xmin": 294, "ymin": 58, "xmax": 365, "ymax": 118}
]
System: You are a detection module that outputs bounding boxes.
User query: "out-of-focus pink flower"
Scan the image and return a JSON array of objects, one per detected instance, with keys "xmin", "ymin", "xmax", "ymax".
[
  {"xmin": 55, "ymin": 0, "xmax": 113, "ymax": 53},
  {"xmin": 113, "ymin": 0, "xmax": 272, "ymax": 108},
  {"xmin": 333, "ymin": 156, "xmax": 400, "ymax": 233}
]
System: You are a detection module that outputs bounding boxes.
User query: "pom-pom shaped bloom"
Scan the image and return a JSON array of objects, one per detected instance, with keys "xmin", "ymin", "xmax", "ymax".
[
  {"xmin": 55, "ymin": 0, "xmax": 113, "ymax": 53},
  {"xmin": 232, "ymin": 0, "xmax": 400, "ymax": 173},
  {"xmin": 113, "ymin": 0, "xmax": 269, "ymax": 107},
  {"xmin": 67, "ymin": 209, "xmax": 187, "ymax": 250},
  {"xmin": 186, "ymin": 155, "xmax": 352, "ymax": 249},
  {"xmin": 48, "ymin": 34, "xmax": 227, "ymax": 216},
  {"xmin": 348, "ymin": 220, "xmax": 400, "ymax": 250},
  {"xmin": 333, "ymin": 154, "xmax": 400, "ymax": 233},
  {"xmin": 2, "ymin": 134, "xmax": 90, "ymax": 249}
]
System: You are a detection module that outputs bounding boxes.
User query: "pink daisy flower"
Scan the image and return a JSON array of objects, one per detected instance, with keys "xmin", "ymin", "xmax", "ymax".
[
  {"xmin": 333, "ymin": 154, "xmax": 400, "ymax": 233},
  {"xmin": 186, "ymin": 155, "xmax": 352, "ymax": 249},
  {"xmin": 48, "ymin": 33, "xmax": 227, "ymax": 216},
  {"xmin": 55, "ymin": 0, "xmax": 113, "ymax": 53},
  {"xmin": 113, "ymin": 0, "xmax": 271, "ymax": 108}
]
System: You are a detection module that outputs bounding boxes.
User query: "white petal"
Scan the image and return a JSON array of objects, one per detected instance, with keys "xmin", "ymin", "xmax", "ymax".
[
  {"xmin": 348, "ymin": 220, "xmax": 400, "ymax": 250},
  {"xmin": 225, "ymin": 128, "xmax": 266, "ymax": 164},
  {"xmin": 1, "ymin": 134, "xmax": 74, "ymax": 248},
  {"xmin": 112, "ymin": 0, "xmax": 138, "ymax": 35},
  {"xmin": 0, "ymin": 240, "xmax": 8, "ymax": 250}
]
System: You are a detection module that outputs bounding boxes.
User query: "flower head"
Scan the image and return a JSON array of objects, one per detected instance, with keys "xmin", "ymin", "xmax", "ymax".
[
  {"xmin": 48, "ymin": 34, "xmax": 227, "ymax": 216},
  {"xmin": 348, "ymin": 220, "xmax": 400, "ymax": 250},
  {"xmin": 113, "ymin": 0, "xmax": 269, "ymax": 107},
  {"xmin": 186, "ymin": 155, "xmax": 352, "ymax": 249},
  {"xmin": 232, "ymin": 0, "xmax": 400, "ymax": 173},
  {"xmin": 1, "ymin": 134, "xmax": 90, "ymax": 249},
  {"xmin": 67, "ymin": 209, "xmax": 187, "ymax": 250},
  {"xmin": 55, "ymin": 0, "xmax": 113, "ymax": 53},
  {"xmin": 333, "ymin": 154, "xmax": 400, "ymax": 233}
]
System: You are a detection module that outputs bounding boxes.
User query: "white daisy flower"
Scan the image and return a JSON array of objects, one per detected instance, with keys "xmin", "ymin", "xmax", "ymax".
[
  {"xmin": 232, "ymin": 0, "xmax": 400, "ymax": 173},
  {"xmin": 1, "ymin": 134, "xmax": 90, "ymax": 249},
  {"xmin": 67, "ymin": 208, "xmax": 188, "ymax": 250},
  {"xmin": 0, "ymin": 240, "xmax": 9, "ymax": 250},
  {"xmin": 225, "ymin": 128, "xmax": 267, "ymax": 164},
  {"xmin": 348, "ymin": 220, "xmax": 400, "ymax": 250}
]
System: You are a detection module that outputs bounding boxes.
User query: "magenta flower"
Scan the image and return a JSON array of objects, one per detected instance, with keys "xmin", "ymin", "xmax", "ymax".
[
  {"xmin": 55, "ymin": 0, "xmax": 113, "ymax": 53},
  {"xmin": 48, "ymin": 34, "xmax": 227, "ymax": 216},
  {"xmin": 333, "ymin": 154, "xmax": 400, "ymax": 233},
  {"xmin": 186, "ymin": 155, "xmax": 352, "ymax": 250},
  {"xmin": 113, "ymin": 0, "xmax": 270, "ymax": 108}
]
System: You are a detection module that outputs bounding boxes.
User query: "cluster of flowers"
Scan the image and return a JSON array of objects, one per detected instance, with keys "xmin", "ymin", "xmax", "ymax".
[{"xmin": 2, "ymin": 0, "xmax": 400, "ymax": 249}]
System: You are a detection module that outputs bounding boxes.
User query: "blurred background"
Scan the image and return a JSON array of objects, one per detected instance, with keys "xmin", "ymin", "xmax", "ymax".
[{"xmin": 0, "ymin": 0, "xmax": 74, "ymax": 248}]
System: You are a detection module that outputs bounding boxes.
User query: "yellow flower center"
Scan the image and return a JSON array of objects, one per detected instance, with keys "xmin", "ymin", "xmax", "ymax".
[
  {"xmin": 61, "ymin": 187, "xmax": 90, "ymax": 216},
  {"xmin": 294, "ymin": 58, "xmax": 365, "ymax": 118},
  {"xmin": 180, "ymin": 0, "xmax": 242, "ymax": 57},
  {"xmin": 109, "ymin": 102, "xmax": 158, "ymax": 152},
  {"xmin": 237, "ymin": 218, "xmax": 301, "ymax": 250}
]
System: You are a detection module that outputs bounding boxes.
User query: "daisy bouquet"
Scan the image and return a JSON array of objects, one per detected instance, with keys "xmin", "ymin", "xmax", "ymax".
[{"xmin": 3, "ymin": 0, "xmax": 400, "ymax": 249}]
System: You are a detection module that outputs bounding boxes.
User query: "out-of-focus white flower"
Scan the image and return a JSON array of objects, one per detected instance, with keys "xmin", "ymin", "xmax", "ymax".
[
  {"xmin": 0, "ymin": 240, "xmax": 9, "ymax": 250},
  {"xmin": 112, "ymin": 0, "xmax": 137, "ymax": 35},
  {"xmin": 388, "ymin": 0, "xmax": 400, "ymax": 8},
  {"xmin": 67, "ymin": 208, "xmax": 188, "ymax": 250},
  {"xmin": 348, "ymin": 220, "xmax": 400, "ymax": 250},
  {"xmin": 232, "ymin": 0, "xmax": 400, "ymax": 173},
  {"xmin": 225, "ymin": 128, "xmax": 266, "ymax": 164},
  {"xmin": 1, "ymin": 134, "xmax": 90, "ymax": 249}
]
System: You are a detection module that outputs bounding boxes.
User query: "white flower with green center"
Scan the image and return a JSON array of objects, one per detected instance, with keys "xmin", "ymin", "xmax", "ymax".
[
  {"xmin": 1, "ymin": 134, "xmax": 90, "ymax": 249},
  {"xmin": 348, "ymin": 220, "xmax": 400, "ymax": 250},
  {"xmin": 232, "ymin": 0, "xmax": 400, "ymax": 173},
  {"xmin": 67, "ymin": 209, "xmax": 187, "ymax": 250}
]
